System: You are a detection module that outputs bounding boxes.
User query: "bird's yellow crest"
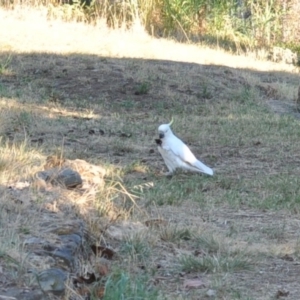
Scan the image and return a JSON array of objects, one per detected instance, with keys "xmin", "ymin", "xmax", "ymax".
[{"xmin": 168, "ymin": 117, "xmax": 174, "ymax": 126}]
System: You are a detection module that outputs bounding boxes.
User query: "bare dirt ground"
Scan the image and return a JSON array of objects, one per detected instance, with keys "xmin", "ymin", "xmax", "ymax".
[{"xmin": 1, "ymin": 7, "xmax": 300, "ymax": 300}]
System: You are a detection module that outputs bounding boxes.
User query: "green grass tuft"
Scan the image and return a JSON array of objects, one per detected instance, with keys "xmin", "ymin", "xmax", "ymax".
[{"xmin": 103, "ymin": 272, "xmax": 160, "ymax": 300}]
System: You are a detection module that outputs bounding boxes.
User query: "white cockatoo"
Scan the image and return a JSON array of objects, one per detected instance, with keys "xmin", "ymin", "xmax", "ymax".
[{"xmin": 155, "ymin": 119, "xmax": 213, "ymax": 176}]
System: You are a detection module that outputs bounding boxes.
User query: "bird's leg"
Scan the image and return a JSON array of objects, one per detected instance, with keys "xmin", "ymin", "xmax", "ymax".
[
  {"xmin": 164, "ymin": 166, "xmax": 174, "ymax": 176},
  {"xmin": 164, "ymin": 171, "xmax": 173, "ymax": 176}
]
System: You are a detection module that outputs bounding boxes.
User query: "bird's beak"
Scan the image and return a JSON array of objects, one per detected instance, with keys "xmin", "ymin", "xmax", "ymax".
[{"xmin": 159, "ymin": 132, "xmax": 164, "ymax": 139}]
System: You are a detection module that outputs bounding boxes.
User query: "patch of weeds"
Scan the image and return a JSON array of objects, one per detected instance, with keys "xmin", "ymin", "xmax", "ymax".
[
  {"xmin": 194, "ymin": 233, "xmax": 223, "ymax": 254},
  {"xmin": 196, "ymin": 85, "xmax": 213, "ymax": 99},
  {"xmin": 135, "ymin": 81, "xmax": 150, "ymax": 95},
  {"xmin": 145, "ymin": 180, "xmax": 185, "ymax": 206},
  {"xmin": 232, "ymin": 86, "xmax": 258, "ymax": 107},
  {"xmin": 47, "ymin": 1, "xmax": 87, "ymax": 22},
  {"xmin": 0, "ymin": 54, "xmax": 12, "ymax": 74},
  {"xmin": 236, "ymin": 86, "xmax": 251, "ymax": 101},
  {"xmin": 180, "ymin": 252, "xmax": 252, "ymax": 273},
  {"xmin": 103, "ymin": 271, "xmax": 160, "ymax": 300},
  {"xmin": 0, "ymin": 158, "xmax": 9, "ymax": 172},
  {"xmin": 120, "ymin": 234, "xmax": 151, "ymax": 262},
  {"xmin": 18, "ymin": 227, "xmax": 30, "ymax": 234},
  {"xmin": 14, "ymin": 111, "xmax": 33, "ymax": 129},
  {"xmin": 0, "ymin": 139, "xmax": 42, "ymax": 182},
  {"xmin": 121, "ymin": 98, "xmax": 135, "ymax": 109},
  {"xmin": 179, "ymin": 255, "xmax": 214, "ymax": 273},
  {"xmin": 159, "ymin": 225, "xmax": 192, "ymax": 242},
  {"xmin": 93, "ymin": 200, "xmax": 113, "ymax": 218},
  {"xmin": 92, "ymin": 179, "xmax": 133, "ymax": 218}
]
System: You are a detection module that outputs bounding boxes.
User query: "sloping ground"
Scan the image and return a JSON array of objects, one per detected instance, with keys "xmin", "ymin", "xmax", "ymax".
[{"xmin": 1, "ymin": 7, "xmax": 300, "ymax": 300}]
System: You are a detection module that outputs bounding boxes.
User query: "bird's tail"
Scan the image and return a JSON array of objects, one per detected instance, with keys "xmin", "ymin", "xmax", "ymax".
[{"xmin": 195, "ymin": 160, "xmax": 214, "ymax": 176}]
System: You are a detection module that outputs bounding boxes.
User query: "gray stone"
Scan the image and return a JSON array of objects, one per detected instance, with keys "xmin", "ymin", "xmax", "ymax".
[
  {"xmin": 36, "ymin": 268, "xmax": 67, "ymax": 295},
  {"xmin": 0, "ymin": 288, "xmax": 46, "ymax": 300},
  {"xmin": 36, "ymin": 168, "xmax": 82, "ymax": 189}
]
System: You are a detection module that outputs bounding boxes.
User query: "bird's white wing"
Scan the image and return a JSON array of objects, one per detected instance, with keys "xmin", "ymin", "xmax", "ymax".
[
  {"xmin": 172, "ymin": 141, "xmax": 201, "ymax": 166},
  {"xmin": 166, "ymin": 137, "xmax": 213, "ymax": 176}
]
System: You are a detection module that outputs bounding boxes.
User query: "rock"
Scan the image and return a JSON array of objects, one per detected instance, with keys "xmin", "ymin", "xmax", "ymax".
[
  {"xmin": 27, "ymin": 252, "xmax": 56, "ymax": 269},
  {"xmin": 0, "ymin": 288, "xmax": 45, "ymax": 300},
  {"xmin": 23, "ymin": 220, "xmax": 86, "ymax": 271},
  {"xmin": 36, "ymin": 268, "xmax": 67, "ymax": 295},
  {"xmin": 36, "ymin": 156, "xmax": 106, "ymax": 188},
  {"xmin": 63, "ymin": 159, "xmax": 106, "ymax": 185},
  {"xmin": 44, "ymin": 233, "xmax": 83, "ymax": 268},
  {"xmin": 59, "ymin": 233, "xmax": 82, "ymax": 245},
  {"xmin": 4, "ymin": 158, "xmax": 108, "ymax": 298},
  {"xmin": 36, "ymin": 168, "xmax": 82, "ymax": 189},
  {"xmin": 271, "ymin": 46, "xmax": 298, "ymax": 64},
  {"xmin": 25, "ymin": 223, "xmax": 85, "ymax": 269},
  {"xmin": 44, "ymin": 221, "xmax": 84, "ymax": 235},
  {"xmin": 55, "ymin": 168, "xmax": 83, "ymax": 188},
  {"xmin": 24, "ymin": 237, "xmax": 45, "ymax": 246},
  {"xmin": 41, "ymin": 157, "xmax": 106, "ymax": 188},
  {"xmin": 43, "ymin": 248, "xmax": 75, "ymax": 269}
]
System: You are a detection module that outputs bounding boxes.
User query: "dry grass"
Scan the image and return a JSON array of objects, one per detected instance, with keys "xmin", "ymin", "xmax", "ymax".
[{"xmin": 1, "ymin": 6, "xmax": 300, "ymax": 299}]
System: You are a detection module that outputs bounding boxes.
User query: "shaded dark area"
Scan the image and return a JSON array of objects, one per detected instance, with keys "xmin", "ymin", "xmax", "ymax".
[
  {"xmin": 1, "ymin": 52, "xmax": 298, "ymax": 109},
  {"xmin": 0, "ymin": 51, "xmax": 299, "ymax": 167}
]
